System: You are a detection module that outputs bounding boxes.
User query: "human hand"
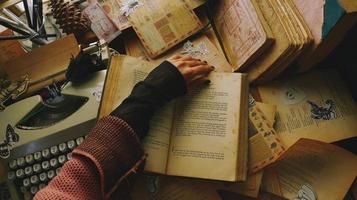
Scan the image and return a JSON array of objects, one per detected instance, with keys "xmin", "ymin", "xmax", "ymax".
[{"xmin": 167, "ymin": 55, "xmax": 215, "ymax": 89}]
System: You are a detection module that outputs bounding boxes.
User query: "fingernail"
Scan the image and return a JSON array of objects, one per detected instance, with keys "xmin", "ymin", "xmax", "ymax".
[
  {"xmin": 204, "ymin": 80, "xmax": 211, "ymax": 85},
  {"xmin": 204, "ymin": 61, "xmax": 208, "ymax": 64},
  {"xmin": 211, "ymin": 66, "xmax": 215, "ymax": 70}
]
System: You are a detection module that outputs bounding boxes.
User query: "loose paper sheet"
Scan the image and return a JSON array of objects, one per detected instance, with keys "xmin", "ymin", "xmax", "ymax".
[
  {"xmin": 126, "ymin": 0, "xmax": 203, "ymax": 58},
  {"xmin": 258, "ymin": 68, "xmax": 357, "ymax": 147},
  {"xmin": 124, "ymin": 33, "xmax": 233, "ymax": 72},
  {"xmin": 83, "ymin": 3, "xmax": 121, "ymax": 43},
  {"xmin": 248, "ymin": 96, "xmax": 285, "ymax": 174},
  {"xmin": 266, "ymin": 139, "xmax": 357, "ymax": 200}
]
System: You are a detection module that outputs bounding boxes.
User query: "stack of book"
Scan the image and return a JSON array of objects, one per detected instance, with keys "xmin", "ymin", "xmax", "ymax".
[{"xmin": 93, "ymin": 0, "xmax": 357, "ymax": 199}]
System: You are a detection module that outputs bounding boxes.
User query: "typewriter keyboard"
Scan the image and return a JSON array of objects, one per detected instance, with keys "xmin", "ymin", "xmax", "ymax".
[{"xmin": 6, "ymin": 136, "xmax": 85, "ymax": 200}]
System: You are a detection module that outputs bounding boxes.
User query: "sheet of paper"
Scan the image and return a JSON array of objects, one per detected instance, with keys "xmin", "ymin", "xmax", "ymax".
[
  {"xmin": 83, "ymin": 3, "xmax": 121, "ymax": 43},
  {"xmin": 210, "ymin": 100, "xmax": 276, "ymax": 198},
  {"xmin": 126, "ymin": 0, "xmax": 203, "ymax": 58},
  {"xmin": 258, "ymin": 68, "xmax": 357, "ymax": 147},
  {"xmin": 166, "ymin": 73, "xmax": 247, "ymax": 181},
  {"xmin": 266, "ymin": 139, "xmax": 357, "ymax": 200},
  {"xmin": 212, "ymin": 0, "xmax": 272, "ymax": 70},
  {"xmin": 98, "ymin": 0, "xmax": 131, "ymax": 30},
  {"xmin": 248, "ymin": 96, "xmax": 285, "ymax": 174},
  {"xmin": 124, "ymin": 32, "xmax": 233, "ymax": 72},
  {"xmin": 113, "ymin": 0, "xmax": 206, "ymax": 31}
]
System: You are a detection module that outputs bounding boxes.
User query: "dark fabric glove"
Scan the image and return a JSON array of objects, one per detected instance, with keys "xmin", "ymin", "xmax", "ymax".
[{"xmin": 110, "ymin": 61, "xmax": 187, "ymax": 139}]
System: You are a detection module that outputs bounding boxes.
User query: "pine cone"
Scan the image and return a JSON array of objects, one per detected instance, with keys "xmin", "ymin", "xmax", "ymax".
[{"xmin": 50, "ymin": 0, "xmax": 90, "ymax": 37}]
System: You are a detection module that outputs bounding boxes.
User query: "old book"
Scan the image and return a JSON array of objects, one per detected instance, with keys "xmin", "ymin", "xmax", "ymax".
[
  {"xmin": 264, "ymin": 139, "xmax": 357, "ymax": 200},
  {"xmin": 295, "ymin": 0, "xmax": 357, "ymax": 73},
  {"xmin": 243, "ymin": 0, "xmax": 293, "ymax": 83},
  {"xmin": 129, "ymin": 100, "xmax": 276, "ymax": 199},
  {"xmin": 246, "ymin": 0, "xmax": 312, "ymax": 83},
  {"xmin": 99, "ymin": 55, "xmax": 249, "ymax": 181},
  {"xmin": 210, "ymin": 0, "xmax": 274, "ymax": 71},
  {"xmin": 257, "ymin": 68, "xmax": 357, "ymax": 148},
  {"xmin": 125, "ymin": 0, "xmax": 203, "ymax": 58},
  {"xmin": 255, "ymin": 0, "xmax": 313, "ymax": 83},
  {"xmin": 216, "ymin": 99, "xmax": 278, "ymax": 198},
  {"xmin": 290, "ymin": 0, "xmax": 324, "ymax": 69}
]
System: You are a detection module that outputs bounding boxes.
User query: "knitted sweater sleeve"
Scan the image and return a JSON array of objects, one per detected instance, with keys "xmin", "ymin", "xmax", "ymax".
[
  {"xmin": 34, "ymin": 61, "xmax": 187, "ymax": 200},
  {"xmin": 34, "ymin": 117, "xmax": 145, "ymax": 200}
]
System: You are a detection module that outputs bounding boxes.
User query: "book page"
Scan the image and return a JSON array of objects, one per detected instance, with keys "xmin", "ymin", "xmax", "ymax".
[
  {"xmin": 112, "ymin": 0, "xmax": 206, "ymax": 31},
  {"xmin": 126, "ymin": 0, "xmax": 203, "ymax": 58},
  {"xmin": 248, "ymin": 97, "xmax": 285, "ymax": 174},
  {"xmin": 124, "ymin": 32, "xmax": 233, "ymax": 72},
  {"xmin": 166, "ymin": 73, "xmax": 246, "ymax": 181},
  {"xmin": 212, "ymin": 0, "xmax": 272, "ymax": 70},
  {"xmin": 98, "ymin": 56, "xmax": 175, "ymax": 173},
  {"xmin": 266, "ymin": 139, "xmax": 357, "ymax": 200},
  {"xmin": 258, "ymin": 68, "xmax": 357, "ymax": 147}
]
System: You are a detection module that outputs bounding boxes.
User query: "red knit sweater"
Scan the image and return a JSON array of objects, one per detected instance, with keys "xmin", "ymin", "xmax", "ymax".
[
  {"xmin": 34, "ymin": 116, "xmax": 146, "ymax": 200},
  {"xmin": 34, "ymin": 61, "xmax": 186, "ymax": 200}
]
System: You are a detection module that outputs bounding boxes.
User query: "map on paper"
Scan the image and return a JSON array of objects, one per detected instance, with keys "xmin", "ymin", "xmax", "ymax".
[
  {"xmin": 214, "ymin": 0, "xmax": 270, "ymax": 70},
  {"xmin": 126, "ymin": 0, "xmax": 203, "ymax": 58}
]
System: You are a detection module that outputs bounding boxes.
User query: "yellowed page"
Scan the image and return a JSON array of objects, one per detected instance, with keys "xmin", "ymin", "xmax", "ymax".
[
  {"xmin": 98, "ymin": 55, "xmax": 175, "ymax": 174},
  {"xmin": 124, "ymin": 32, "xmax": 233, "ymax": 72},
  {"xmin": 248, "ymin": 97, "xmax": 285, "ymax": 174},
  {"xmin": 212, "ymin": 0, "xmax": 272, "ymax": 70},
  {"xmin": 256, "ymin": 102, "xmax": 277, "ymax": 124},
  {"xmin": 126, "ymin": 0, "xmax": 203, "ymax": 58},
  {"xmin": 267, "ymin": 139, "xmax": 357, "ymax": 200},
  {"xmin": 258, "ymin": 68, "xmax": 357, "ymax": 147},
  {"xmin": 166, "ymin": 73, "xmax": 246, "ymax": 181},
  {"xmin": 114, "ymin": 0, "xmax": 206, "ymax": 31},
  {"xmin": 246, "ymin": 0, "xmax": 292, "ymax": 83}
]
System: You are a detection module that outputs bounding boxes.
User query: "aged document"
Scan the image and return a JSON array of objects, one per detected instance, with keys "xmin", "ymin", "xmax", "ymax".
[
  {"xmin": 126, "ymin": 0, "xmax": 203, "ymax": 58},
  {"xmin": 248, "ymin": 97, "xmax": 285, "ymax": 174},
  {"xmin": 167, "ymin": 73, "xmax": 248, "ymax": 181},
  {"xmin": 98, "ymin": 0, "xmax": 131, "ymax": 30},
  {"xmin": 112, "ymin": 0, "xmax": 206, "ymax": 31},
  {"xmin": 212, "ymin": 0, "xmax": 274, "ymax": 71},
  {"xmin": 83, "ymin": 3, "xmax": 121, "ymax": 43},
  {"xmin": 258, "ymin": 68, "xmax": 357, "ymax": 147},
  {"xmin": 266, "ymin": 139, "xmax": 357, "ymax": 200},
  {"xmin": 124, "ymin": 32, "xmax": 233, "ymax": 72}
]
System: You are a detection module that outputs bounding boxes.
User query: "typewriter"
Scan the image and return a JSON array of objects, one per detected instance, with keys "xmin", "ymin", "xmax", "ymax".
[{"xmin": 0, "ymin": 70, "xmax": 106, "ymax": 200}]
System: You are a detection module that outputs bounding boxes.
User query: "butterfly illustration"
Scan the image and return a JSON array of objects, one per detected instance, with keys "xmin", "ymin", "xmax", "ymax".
[{"xmin": 0, "ymin": 124, "xmax": 19, "ymax": 159}]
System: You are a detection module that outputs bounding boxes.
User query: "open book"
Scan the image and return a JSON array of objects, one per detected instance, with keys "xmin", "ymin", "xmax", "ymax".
[{"xmin": 99, "ymin": 55, "xmax": 249, "ymax": 181}]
